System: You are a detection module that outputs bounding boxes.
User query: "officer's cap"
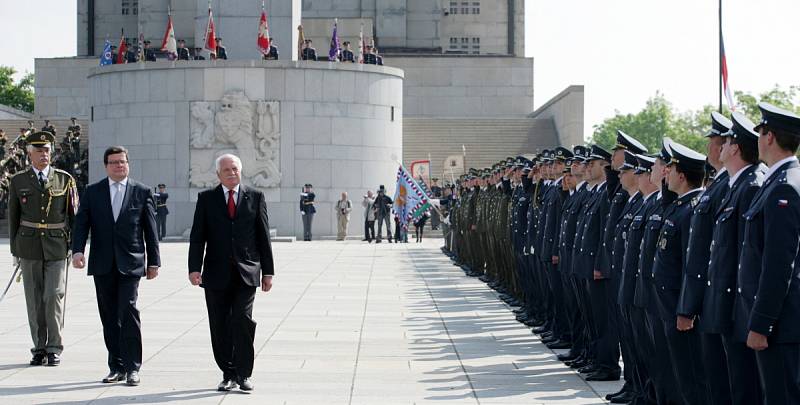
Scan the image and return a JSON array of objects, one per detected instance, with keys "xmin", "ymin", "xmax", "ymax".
[
  {"xmin": 587, "ymin": 144, "xmax": 611, "ymax": 162},
  {"xmin": 617, "ymin": 150, "xmax": 638, "ymax": 171},
  {"xmin": 572, "ymin": 145, "xmax": 589, "ymax": 162},
  {"xmin": 158, "ymin": 183, "xmax": 166, "ymax": 188},
  {"xmin": 613, "ymin": 130, "xmax": 648, "ymax": 154},
  {"xmin": 658, "ymin": 137, "xmax": 674, "ymax": 163},
  {"xmin": 553, "ymin": 146, "xmax": 574, "ymax": 161},
  {"xmin": 722, "ymin": 112, "xmax": 759, "ymax": 145},
  {"xmin": 707, "ymin": 111, "xmax": 733, "ymax": 137},
  {"xmin": 634, "ymin": 154, "xmax": 656, "ymax": 175},
  {"xmin": 514, "ymin": 156, "xmax": 526, "ymax": 168},
  {"xmin": 753, "ymin": 102, "xmax": 800, "ymax": 136},
  {"xmin": 28, "ymin": 131, "xmax": 54, "ymax": 148},
  {"xmin": 305, "ymin": 183, "xmax": 313, "ymax": 188},
  {"xmin": 667, "ymin": 141, "xmax": 706, "ymax": 174},
  {"xmin": 540, "ymin": 149, "xmax": 553, "ymax": 162}
]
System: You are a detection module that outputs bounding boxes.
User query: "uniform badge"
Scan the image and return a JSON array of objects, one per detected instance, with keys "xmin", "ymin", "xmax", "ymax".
[
  {"xmin": 622, "ymin": 231, "xmax": 627, "ymax": 240},
  {"xmin": 21, "ymin": 197, "xmax": 27, "ymax": 204},
  {"xmin": 659, "ymin": 237, "xmax": 668, "ymax": 250},
  {"xmin": 778, "ymin": 199, "xmax": 789, "ymax": 207}
]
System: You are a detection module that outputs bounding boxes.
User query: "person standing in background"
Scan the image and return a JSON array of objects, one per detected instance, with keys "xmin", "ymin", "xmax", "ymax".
[
  {"xmin": 154, "ymin": 184, "xmax": 169, "ymax": 241},
  {"xmin": 300, "ymin": 184, "xmax": 316, "ymax": 241},
  {"xmin": 335, "ymin": 192, "xmax": 352, "ymax": 241}
]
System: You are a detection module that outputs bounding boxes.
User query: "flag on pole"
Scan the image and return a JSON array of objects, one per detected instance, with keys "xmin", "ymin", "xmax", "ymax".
[
  {"xmin": 203, "ymin": 5, "xmax": 217, "ymax": 58},
  {"xmin": 161, "ymin": 10, "xmax": 177, "ymax": 60},
  {"xmin": 357, "ymin": 23, "xmax": 364, "ymax": 63},
  {"xmin": 393, "ymin": 165, "xmax": 432, "ymax": 231},
  {"xmin": 297, "ymin": 25, "xmax": 305, "ymax": 60},
  {"xmin": 328, "ymin": 19, "xmax": 340, "ymax": 61},
  {"xmin": 720, "ymin": 32, "xmax": 735, "ymax": 111},
  {"xmin": 117, "ymin": 30, "xmax": 127, "ymax": 64},
  {"xmin": 257, "ymin": 8, "xmax": 271, "ymax": 56},
  {"xmin": 100, "ymin": 40, "xmax": 114, "ymax": 65},
  {"xmin": 138, "ymin": 31, "xmax": 145, "ymax": 63},
  {"xmin": 410, "ymin": 159, "xmax": 431, "ymax": 187}
]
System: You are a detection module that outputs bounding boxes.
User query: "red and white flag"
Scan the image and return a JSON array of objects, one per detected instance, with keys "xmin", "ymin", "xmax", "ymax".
[
  {"xmin": 117, "ymin": 30, "xmax": 127, "ymax": 64},
  {"xmin": 161, "ymin": 12, "xmax": 177, "ymax": 60},
  {"xmin": 721, "ymin": 32, "xmax": 735, "ymax": 111},
  {"xmin": 203, "ymin": 6, "xmax": 217, "ymax": 58},
  {"xmin": 257, "ymin": 9, "xmax": 271, "ymax": 56},
  {"xmin": 357, "ymin": 23, "xmax": 364, "ymax": 63}
]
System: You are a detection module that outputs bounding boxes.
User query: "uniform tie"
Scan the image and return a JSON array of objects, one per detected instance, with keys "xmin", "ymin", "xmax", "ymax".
[
  {"xmin": 38, "ymin": 172, "xmax": 46, "ymax": 189},
  {"xmin": 227, "ymin": 189, "xmax": 236, "ymax": 219},
  {"xmin": 112, "ymin": 182, "xmax": 123, "ymax": 221}
]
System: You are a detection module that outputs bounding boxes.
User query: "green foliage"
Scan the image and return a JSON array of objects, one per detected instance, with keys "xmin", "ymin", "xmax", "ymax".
[
  {"xmin": 0, "ymin": 66, "xmax": 35, "ymax": 113},
  {"xmin": 589, "ymin": 86, "xmax": 800, "ymax": 154}
]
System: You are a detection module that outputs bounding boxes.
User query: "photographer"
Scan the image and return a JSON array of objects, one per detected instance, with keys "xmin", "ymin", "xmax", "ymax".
[
  {"xmin": 362, "ymin": 191, "xmax": 376, "ymax": 242},
  {"xmin": 374, "ymin": 185, "xmax": 393, "ymax": 243}
]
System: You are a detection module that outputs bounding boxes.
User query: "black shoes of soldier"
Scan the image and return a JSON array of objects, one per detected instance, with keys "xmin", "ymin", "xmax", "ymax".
[
  {"xmin": 238, "ymin": 377, "xmax": 254, "ymax": 391},
  {"xmin": 546, "ymin": 340, "xmax": 571, "ymax": 349},
  {"xmin": 585, "ymin": 370, "xmax": 620, "ymax": 381},
  {"xmin": 218, "ymin": 378, "xmax": 238, "ymax": 391},
  {"xmin": 30, "ymin": 353, "xmax": 46, "ymax": 366},
  {"xmin": 126, "ymin": 370, "xmax": 141, "ymax": 386},
  {"xmin": 45, "ymin": 353, "xmax": 60, "ymax": 366},
  {"xmin": 102, "ymin": 370, "xmax": 127, "ymax": 383}
]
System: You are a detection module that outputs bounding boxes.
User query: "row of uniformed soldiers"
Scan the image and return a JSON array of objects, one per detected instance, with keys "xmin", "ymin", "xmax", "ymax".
[{"xmin": 442, "ymin": 101, "xmax": 800, "ymax": 405}]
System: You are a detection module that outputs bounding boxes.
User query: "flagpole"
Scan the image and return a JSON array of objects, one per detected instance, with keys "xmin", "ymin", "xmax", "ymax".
[{"xmin": 718, "ymin": 0, "xmax": 723, "ymax": 113}]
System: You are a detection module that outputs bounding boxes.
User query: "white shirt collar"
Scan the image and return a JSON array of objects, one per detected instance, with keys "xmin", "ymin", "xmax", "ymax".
[
  {"xmin": 32, "ymin": 166, "xmax": 50, "ymax": 178},
  {"xmin": 764, "ymin": 156, "xmax": 799, "ymax": 181},
  {"xmin": 108, "ymin": 177, "xmax": 128, "ymax": 187},
  {"xmin": 713, "ymin": 167, "xmax": 727, "ymax": 180},
  {"xmin": 728, "ymin": 164, "xmax": 753, "ymax": 187},
  {"xmin": 679, "ymin": 187, "xmax": 704, "ymax": 199},
  {"xmin": 627, "ymin": 191, "xmax": 641, "ymax": 203},
  {"xmin": 576, "ymin": 181, "xmax": 587, "ymax": 190},
  {"xmin": 222, "ymin": 184, "xmax": 240, "ymax": 196}
]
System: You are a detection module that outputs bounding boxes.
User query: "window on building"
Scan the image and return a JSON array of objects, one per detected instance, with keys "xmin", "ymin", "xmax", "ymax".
[
  {"xmin": 472, "ymin": 37, "xmax": 480, "ymax": 54},
  {"xmin": 461, "ymin": 1, "xmax": 470, "ymax": 14},
  {"xmin": 460, "ymin": 37, "xmax": 469, "ymax": 50},
  {"xmin": 449, "ymin": 1, "xmax": 458, "ymax": 15},
  {"xmin": 121, "ymin": 0, "xmax": 138, "ymax": 15},
  {"xmin": 472, "ymin": 1, "xmax": 480, "ymax": 14},
  {"xmin": 449, "ymin": 37, "xmax": 458, "ymax": 50}
]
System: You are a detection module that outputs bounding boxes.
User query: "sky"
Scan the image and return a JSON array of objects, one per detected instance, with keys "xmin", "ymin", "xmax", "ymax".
[{"xmin": 0, "ymin": 0, "xmax": 798, "ymax": 136}]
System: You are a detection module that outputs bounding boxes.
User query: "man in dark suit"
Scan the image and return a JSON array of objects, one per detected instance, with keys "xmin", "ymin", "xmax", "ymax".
[
  {"xmin": 215, "ymin": 37, "xmax": 228, "ymax": 60},
  {"xmin": 188, "ymin": 153, "xmax": 274, "ymax": 392},
  {"xmin": 177, "ymin": 39, "xmax": 190, "ymax": 60},
  {"xmin": 71, "ymin": 146, "xmax": 160, "ymax": 386}
]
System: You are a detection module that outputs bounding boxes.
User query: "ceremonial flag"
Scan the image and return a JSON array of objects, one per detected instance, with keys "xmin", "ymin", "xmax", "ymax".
[
  {"xmin": 203, "ymin": 5, "xmax": 217, "ymax": 58},
  {"xmin": 161, "ymin": 10, "xmax": 177, "ymax": 60},
  {"xmin": 116, "ymin": 30, "xmax": 127, "ymax": 64},
  {"xmin": 328, "ymin": 19, "xmax": 340, "ymax": 61},
  {"xmin": 720, "ymin": 31, "xmax": 735, "ymax": 111},
  {"xmin": 137, "ymin": 31, "xmax": 145, "ymax": 63},
  {"xmin": 393, "ymin": 165, "xmax": 432, "ymax": 231},
  {"xmin": 357, "ymin": 23, "xmax": 364, "ymax": 63},
  {"xmin": 257, "ymin": 8, "xmax": 271, "ymax": 56},
  {"xmin": 297, "ymin": 25, "xmax": 305, "ymax": 60},
  {"xmin": 410, "ymin": 159, "xmax": 431, "ymax": 187},
  {"xmin": 99, "ymin": 40, "xmax": 114, "ymax": 65}
]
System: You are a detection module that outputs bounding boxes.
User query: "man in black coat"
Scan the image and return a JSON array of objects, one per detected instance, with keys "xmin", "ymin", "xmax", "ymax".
[
  {"xmin": 737, "ymin": 102, "xmax": 800, "ymax": 405},
  {"xmin": 177, "ymin": 40, "xmax": 190, "ymax": 60},
  {"xmin": 71, "ymin": 146, "xmax": 160, "ymax": 386},
  {"xmin": 188, "ymin": 154, "xmax": 274, "ymax": 392}
]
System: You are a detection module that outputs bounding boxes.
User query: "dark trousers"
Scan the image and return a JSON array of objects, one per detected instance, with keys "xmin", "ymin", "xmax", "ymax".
[
  {"xmin": 619, "ymin": 304, "xmax": 639, "ymax": 395},
  {"xmin": 721, "ymin": 334, "xmax": 762, "ymax": 405},
  {"xmin": 364, "ymin": 220, "xmax": 375, "ymax": 241},
  {"xmin": 645, "ymin": 310, "xmax": 682, "ymax": 404},
  {"xmin": 700, "ymin": 332, "xmax": 733, "ymax": 405},
  {"xmin": 662, "ymin": 320, "xmax": 711, "ymax": 405},
  {"xmin": 204, "ymin": 272, "xmax": 257, "ymax": 379},
  {"xmin": 589, "ymin": 278, "xmax": 621, "ymax": 373},
  {"xmin": 755, "ymin": 342, "xmax": 800, "ymax": 405},
  {"xmin": 630, "ymin": 306, "xmax": 658, "ymax": 404},
  {"xmin": 93, "ymin": 271, "xmax": 142, "ymax": 373},
  {"xmin": 546, "ymin": 263, "xmax": 569, "ymax": 342},
  {"xmin": 157, "ymin": 214, "xmax": 167, "ymax": 240}
]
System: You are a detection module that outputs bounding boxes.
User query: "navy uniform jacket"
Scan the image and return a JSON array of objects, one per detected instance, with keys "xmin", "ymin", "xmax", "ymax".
[
  {"xmin": 633, "ymin": 188, "xmax": 677, "ymax": 314},
  {"xmin": 512, "ymin": 177, "xmax": 533, "ymax": 253},
  {"xmin": 599, "ymin": 177, "xmax": 629, "ymax": 279},
  {"xmin": 300, "ymin": 192, "xmax": 316, "ymax": 214},
  {"xmin": 701, "ymin": 165, "xmax": 761, "ymax": 334},
  {"xmin": 621, "ymin": 192, "xmax": 658, "ymax": 306},
  {"xmin": 542, "ymin": 178, "xmax": 566, "ymax": 261},
  {"xmin": 677, "ymin": 170, "xmax": 730, "ymax": 317},
  {"xmin": 177, "ymin": 47, "xmax": 190, "ymax": 60},
  {"xmin": 653, "ymin": 189, "xmax": 703, "ymax": 321},
  {"xmin": 735, "ymin": 159, "xmax": 800, "ymax": 343},
  {"xmin": 301, "ymin": 47, "xmax": 318, "ymax": 61},
  {"xmin": 267, "ymin": 45, "xmax": 279, "ymax": 59},
  {"xmin": 575, "ymin": 182, "xmax": 609, "ymax": 279},
  {"xmin": 561, "ymin": 183, "xmax": 590, "ymax": 276},
  {"xmin": 525, "ymin": 180, "xmax": 544, "ymax": 255},
  {"xmin": 341, "ymin": 49, "xmax": 355, "ymax": 62},
  {"xmin": 534, "ymin": 182, "xmax": 552, "ymax": 258},
  {"xmin": 216, "ymin": 46, "xmax": 228, "ymax": 60},
  {"xmin": 155, "ymin": 192, "xmax": 169, "ymax": 216},
  {"xmin": 612, "ymin": 192, "xmax": 643, "ymax": 288}
]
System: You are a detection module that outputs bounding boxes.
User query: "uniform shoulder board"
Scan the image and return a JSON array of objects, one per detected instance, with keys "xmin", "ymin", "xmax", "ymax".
[
  {"xmin": 700, "ymin": 195, "xmax": 710, "ymax": 203},
  {"xmin": 633, "ymin": 215, "xmax": 642, "ymax": 221},
  {"xmin": 53, "ymin": 168, "xmax": 75, "ymax": 178},
  {"xmin": 691, "ymin": 196, "xmax": 700, "ymax": 207},
  {"xmin": 649, "ymin": 214, "xmax": 661, "ymax": 221}
]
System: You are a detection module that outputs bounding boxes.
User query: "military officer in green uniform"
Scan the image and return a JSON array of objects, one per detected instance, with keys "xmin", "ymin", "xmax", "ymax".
[{"xmin": 8, "ymin": 131, "xmax": 78, "ymax": 367}]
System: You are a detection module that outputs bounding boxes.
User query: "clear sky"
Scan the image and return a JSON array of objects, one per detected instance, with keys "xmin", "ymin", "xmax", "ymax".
[{"xmin": 1, "ymin": 0, "xmax": 798, "ymax": 136}]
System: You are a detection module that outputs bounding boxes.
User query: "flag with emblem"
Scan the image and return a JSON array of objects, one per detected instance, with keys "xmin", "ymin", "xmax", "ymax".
[
  {"xmin": 99, "ymin": 40, "xmax": 114, "ymax": 65},
  {"xmin": 257, "ymin": 7, "xmax": 271, "ymax": 56},
  {"xmin": 720, "ymin": 31, "xmax": 735, "ymax": 110},
  {"xmin": 203, "ymin": 4, "xmax": 217, "ymax": 58},
  {"xmin": 160, "ymin": 9, "xmax": 177, "ymax": 60},
  {"xmin": 393, "ymin": 166, "xmax": 432, "ymax": 231},
  {"xmin": 328, "ymin": 19, "xmax": 340, "ymax": 61},
  {"xmin": 117, "ymin": 29, "xmax": 127, "ymax": 64}
]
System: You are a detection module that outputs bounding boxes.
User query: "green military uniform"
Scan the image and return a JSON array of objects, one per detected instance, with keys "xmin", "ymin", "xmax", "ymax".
[{"xmin": 8, "ymin": 132, "xmax": 77, "ymax": 363}]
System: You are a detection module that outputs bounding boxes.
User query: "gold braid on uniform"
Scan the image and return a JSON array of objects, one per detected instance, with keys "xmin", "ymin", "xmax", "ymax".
[{"xmin": 44, "ymin": 176, "xmax": 75, "ymax": 218}]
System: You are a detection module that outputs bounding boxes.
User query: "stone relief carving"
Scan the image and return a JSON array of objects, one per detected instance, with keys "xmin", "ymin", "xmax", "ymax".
[{"xmin": 189, "ymin": 91, "xmax": 281, "ymax": 188}]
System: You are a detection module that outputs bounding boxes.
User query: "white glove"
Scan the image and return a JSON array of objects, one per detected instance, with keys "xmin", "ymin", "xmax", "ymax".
[
  {"xmin": 301, "ymin": 211, "xmax": 306, "ymax": 215},
  {"xmin": 13, "ymin": 256, "xmax": 19, "ymax": 266}
]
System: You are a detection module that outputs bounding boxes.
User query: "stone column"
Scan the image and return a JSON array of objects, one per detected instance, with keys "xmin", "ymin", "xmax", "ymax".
[{"xmin": 194, "ymin": 0, "xmax": 300, "ymax": 61}]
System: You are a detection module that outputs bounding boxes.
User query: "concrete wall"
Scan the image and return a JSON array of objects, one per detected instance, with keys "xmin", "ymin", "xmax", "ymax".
[
  {"xmin": 440, "ymin": 0, "xmax": 508, "ymax": 55},
  {"xmin": 389, "ymin": 55, "xmax": 533, "ymax": 118},
  {"xmin": 87, "ymin": 61, "xmax": 403, "ymax": 238},
  {"xmin": 0, "ymin": 105, "xmax": 33, "ymax": 120},
  {"xmin": 530, "ymin": 85, "xmax": 585, "ymax": 147},
  {"xmin": 34, "ymin": 58, "xmax": 99, "ymax": 119}
]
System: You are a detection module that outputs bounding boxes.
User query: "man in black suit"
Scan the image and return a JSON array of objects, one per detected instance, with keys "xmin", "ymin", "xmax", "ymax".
[
  {"xmin": 188, "ymin": 153, "xmax": 274, "ymax": 392},
  {"xmin": 71, "ymin": 146, "xmax": 160, "ymax": 386}
]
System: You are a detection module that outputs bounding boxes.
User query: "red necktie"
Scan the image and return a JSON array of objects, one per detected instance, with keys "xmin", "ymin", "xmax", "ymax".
[{"xmin": 227, "ymin": 189, "xmax": 236, "ymax": 219}]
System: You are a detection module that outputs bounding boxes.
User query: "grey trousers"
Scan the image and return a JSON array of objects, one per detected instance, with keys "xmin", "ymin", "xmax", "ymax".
[
  {"xmin": 302, "ymin": 212, "xmax": 314, "ymax": 240},
  {"xmin": 376, "ymin": 215, "xmax": 392, "ymax": 241},
  {"xmin": 20, "ymin": 258, "xmax": 66, "ymax": 354}
]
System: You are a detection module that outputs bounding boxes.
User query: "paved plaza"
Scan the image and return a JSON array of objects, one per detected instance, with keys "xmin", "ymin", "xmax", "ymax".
[{"xmin": 0, "ymin": 239, "xmax": 620, "ymax": 404}]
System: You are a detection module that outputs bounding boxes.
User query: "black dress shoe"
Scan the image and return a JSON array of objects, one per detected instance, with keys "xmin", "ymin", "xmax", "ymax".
[
  {"xmin": 564, "ymin": 356, "xmax": 584, "ymax": 367},
  {"xmin": 30, "ymin": 353, "xmax": 46, "ymax": 366},
  {"xmin": 540, "ymin": 330, "xmax": 554, "ymax": 338},
  {"xmin": 546, "ymin": 340, "xmax": 571, "ymax": 349},
  {"xmin": 126, "ymin": 370, "xmax": 141, "ymax": 386},
  {"xmin": 541, "ymin": 336, "xmax": 558, "ymax": 344},
  {"xmin": 102, "ymin": 371, "xmax": 126, "ymax": 383},
  {"xmin": 532, "ymin": 325, "xmax": 549, "ymax": 334},
  {"xmin": 45, "ymin": 353, "xmax": 60, "ymax": 366},
  {"xmin": 606, "ymin": 386, "xmax": 627, "ymax": 400},
  {"xmin": 238, "ymin": 377, "xmax": 254, "ymax": 391},
  {"xmin": 557, "ymin": 352, "xmax": 579, "ymax": 362},
  {"xmin": 217, "ymin": 378, "xmax": 238, "ymax": 391},
  {"xmin": 585, "ymin": 370, "xmax": 621, "ymax": 381},
  {"xmin": 610, "ymin": 391, "xmax": 636, "ymax": 403},
  {"xmin": 578, "ymin": 364, "xmax": 598, "ymax": 374}
]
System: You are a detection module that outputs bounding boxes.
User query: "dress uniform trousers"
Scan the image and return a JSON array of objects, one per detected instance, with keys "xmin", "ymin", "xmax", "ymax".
[{"xmin": 720, "ymin": 335, "xmax": 762, "ymax": 404}]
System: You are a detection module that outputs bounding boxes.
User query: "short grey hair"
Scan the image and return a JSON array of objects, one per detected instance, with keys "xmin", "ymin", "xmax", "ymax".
[
  {"xmin": 26, "ymin": 144, "xmax": 51, "ymax": 153},
  {"xmin": 215, "ymin": 153, "xmax": 243, "ymax": 173}
]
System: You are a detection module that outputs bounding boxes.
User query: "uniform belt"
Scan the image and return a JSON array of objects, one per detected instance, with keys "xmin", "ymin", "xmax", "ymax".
[{"xmin": 20, "ymin": 220, "xmax": 67, "ymax": 230}]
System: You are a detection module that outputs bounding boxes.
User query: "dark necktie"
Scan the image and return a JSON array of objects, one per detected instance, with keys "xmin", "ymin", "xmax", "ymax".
[
  {"xmin": 38, "ymin": 172, "xmax": 46, "ymax": 189},
  {"xmin": 228, "ymin": 189, "xmax": 236, "ymax": 219}
]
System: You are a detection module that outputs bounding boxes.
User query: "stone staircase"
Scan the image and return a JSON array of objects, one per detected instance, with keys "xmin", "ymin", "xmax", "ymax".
[
  {"xmin": 403, "ymin": 117, "xmax": 559, "ymax": 180},
  {"xmin": 0, "ymin": 119, "xmax": 90, "ymax": 151}
]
